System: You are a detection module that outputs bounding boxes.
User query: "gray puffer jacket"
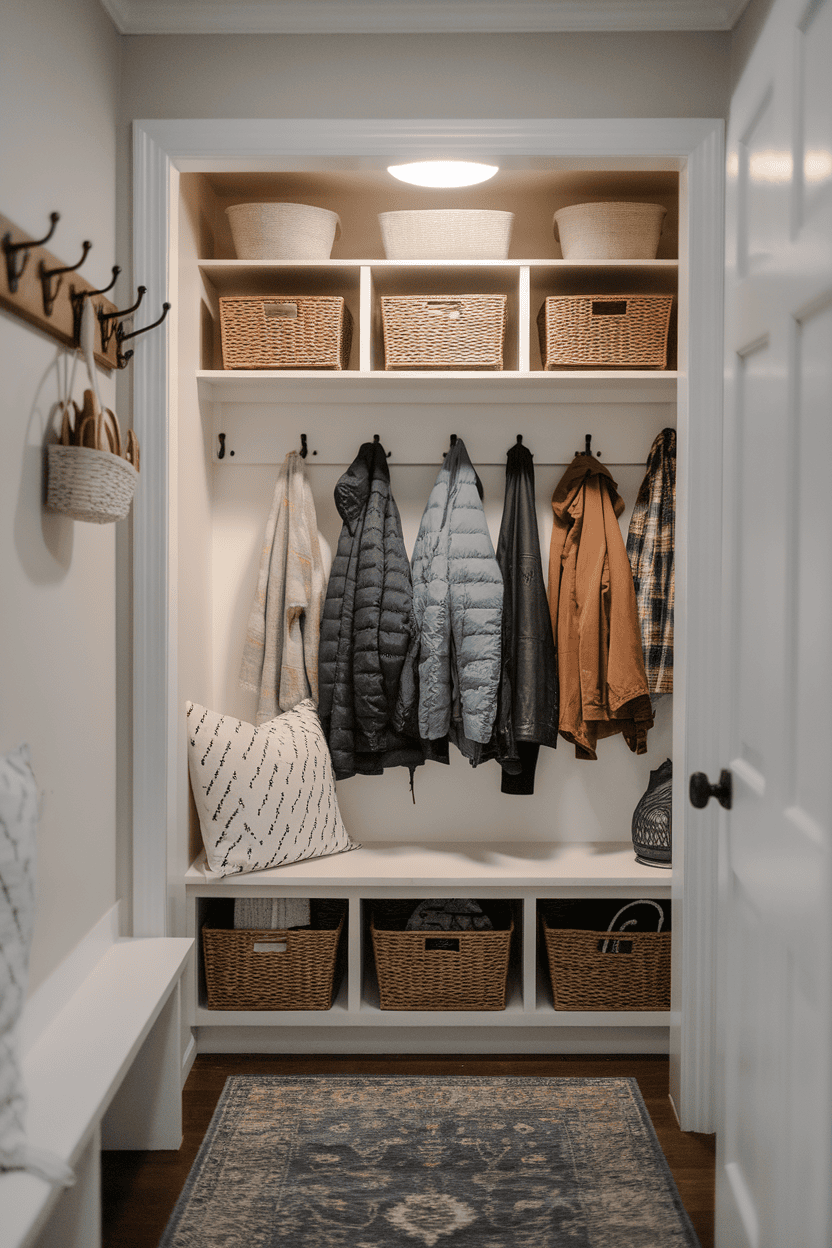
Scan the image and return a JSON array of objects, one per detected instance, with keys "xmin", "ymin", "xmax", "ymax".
[{"xmin": 396, "ymin": 438, "xmax": 503, "ymax": 760}]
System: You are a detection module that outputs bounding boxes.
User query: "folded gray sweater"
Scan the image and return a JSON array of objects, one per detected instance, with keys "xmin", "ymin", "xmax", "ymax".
[{"xmin": 233, "ymin": 898, "xmax": 311, "ymax": 930}]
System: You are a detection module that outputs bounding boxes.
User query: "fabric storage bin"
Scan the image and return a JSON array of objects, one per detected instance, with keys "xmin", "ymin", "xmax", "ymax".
[
  {"xmin": 219, "ymin": 295, "xmax": 353, "ymax": 369},
  {"xmin": 540, "ymin": 899, "xmax": 671, "ymax": 1011},
  {"xmin": 538, "ymin": 293, "xmax": 672, "ymax": 369},
  {"xmin": 553, "ymin": 202, "xmax": 667, "ymax": 260},
  {"xmin": 378, "ymin": 210, "xmax": 514, "ymax": 260},
  {"xmin": 381, "ymin": 294, "xmax": 506, "ymax": 370},
  {"xmin": 225, "ymin": 202, "xmax": 341, "ymax": 260},
  {"xmin": 371, "ymin": 907, "xmax": 513, "ymax": 1010},
  {"xmin": 202, "ymin": 901, "xmax": 346, "ymax": 1010}
]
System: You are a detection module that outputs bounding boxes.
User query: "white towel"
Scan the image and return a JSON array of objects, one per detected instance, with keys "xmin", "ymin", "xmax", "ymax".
[
  {"xmin": 239, "ymin": 451, "xmax": 326, "ymax": 723},
  {"xmin": 233, "ymin": 898, "xmax": 311, "ymax": 930}
]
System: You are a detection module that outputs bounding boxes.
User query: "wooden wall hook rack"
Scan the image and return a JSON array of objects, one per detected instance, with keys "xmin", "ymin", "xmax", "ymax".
[
  {"xmin": 1, "ymin": 212, "xmax": 120, "ymax": 370},
  {"xmin": 1, "ymin": 212, "xmax": 170, "ymax": 373}
]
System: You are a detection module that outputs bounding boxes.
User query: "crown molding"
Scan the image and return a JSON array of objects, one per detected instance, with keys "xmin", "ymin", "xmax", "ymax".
[{"xmin": 101, "ymin": 0, "xmax": 751, "ymax": 36}]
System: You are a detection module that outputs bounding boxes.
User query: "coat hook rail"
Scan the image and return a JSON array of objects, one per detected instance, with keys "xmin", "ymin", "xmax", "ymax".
[
  {"xmin": 39, "ymin": 240, "xmax": 92, "ymax": 317},
  {"xmin": 115, "ymin": 299, "xmax": 170, "ymax": 369},
  {"xmin": 0, "ymin": 211, "xmax": 120, "ymax": 369},
  {"xmin": 3, "ymin": 211, "xmax": 59, "ymax": 293}
]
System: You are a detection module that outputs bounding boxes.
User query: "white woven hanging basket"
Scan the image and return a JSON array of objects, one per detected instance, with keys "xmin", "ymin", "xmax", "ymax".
[{"xmin": 46, "ymin": 443, "xmax": 139, "ymax": 524}]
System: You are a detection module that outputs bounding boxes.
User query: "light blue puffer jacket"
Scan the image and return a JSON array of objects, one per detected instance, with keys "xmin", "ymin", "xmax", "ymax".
[{"xmin": 404, "ymin": 438, "xmax": 503, "ymax": 750}]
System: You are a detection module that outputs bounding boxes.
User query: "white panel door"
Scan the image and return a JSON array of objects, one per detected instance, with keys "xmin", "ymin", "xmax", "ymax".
[{"xmin": 715, "ymin": 0, "xmax": 832, "ymax": 1244}]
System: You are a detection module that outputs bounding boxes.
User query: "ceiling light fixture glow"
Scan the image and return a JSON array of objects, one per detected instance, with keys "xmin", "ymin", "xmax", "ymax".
[{"xmin": 387, "ymin": 161, "xmax": 499, "ymax": 188}]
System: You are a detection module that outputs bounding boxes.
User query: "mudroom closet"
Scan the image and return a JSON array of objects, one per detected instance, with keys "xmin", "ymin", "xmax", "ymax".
[{"xmin": 131, "ymin": 118, "xmax": 724, "ymax": 1130}]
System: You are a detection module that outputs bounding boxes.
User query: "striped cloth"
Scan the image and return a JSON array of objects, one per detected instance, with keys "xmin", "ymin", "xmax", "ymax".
[{"xmin": 626, "ymin": 428, "xmax": 676, "ymax": 695}]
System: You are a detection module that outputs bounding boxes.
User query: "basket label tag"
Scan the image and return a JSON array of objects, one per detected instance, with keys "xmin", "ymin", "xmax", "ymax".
[
  {"xmin": 592, "ymin": 300, "xmax": 628, "ymax": 316},
  {"xmin": 264, "ymin": 302, "xmax": 298, "ymax": 319},
  {"xmin": 253, "ymin": 941, "xmax": 288, "ymax": 953}
]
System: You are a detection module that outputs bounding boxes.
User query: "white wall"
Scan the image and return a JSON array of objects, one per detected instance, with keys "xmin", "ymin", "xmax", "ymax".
[
  {"xmin": 119, "ymin": 30, "xmax": 731, "ymax": 121},
  {"xmin": 0, "ymin": 0, "xmax": 122, "ymax": 992}
]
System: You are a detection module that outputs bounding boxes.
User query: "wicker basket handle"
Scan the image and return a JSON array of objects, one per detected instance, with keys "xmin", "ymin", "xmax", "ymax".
[
  {"xmin": 426, "ymin": 301, "xmax": 462, "ymax": 320},
  {"xmin": 601, "ymin": 898, "xmax": 665, "ymax": 953}
]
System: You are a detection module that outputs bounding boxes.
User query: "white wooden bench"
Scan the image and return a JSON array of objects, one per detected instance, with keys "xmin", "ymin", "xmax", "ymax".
[{"xmin": 0, "ymin": 905, "xmax": 192, "ymax": 1248}]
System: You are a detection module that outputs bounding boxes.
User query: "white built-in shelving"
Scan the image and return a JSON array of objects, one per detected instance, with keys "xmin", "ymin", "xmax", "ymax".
[
  {"xmin": 186, "ymin": 842, "xmax": 671, "ymax": 1050},
  {"xmin": 182, "ymin": 164, "xmax": 680, "ymax": 1054}
]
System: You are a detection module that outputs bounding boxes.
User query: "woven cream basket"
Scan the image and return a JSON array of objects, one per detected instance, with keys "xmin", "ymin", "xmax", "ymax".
[
  {"xmin": 553, "ymin": 202, "xmax": 667, "ymax": 259},
  {"xmin": 46, "ymin": 390, "xmax": 140, "ymax": 524},
  {"xmin": 378, "ymin": 210, "xmax": 514, "ymax": 260},
  {"xmin": 46, "ymin": 445, "xmax": 138, "ymax": 524},
  {"xmin": 226, "ymin": 202, "xmax": 341, "ymax": 260}
]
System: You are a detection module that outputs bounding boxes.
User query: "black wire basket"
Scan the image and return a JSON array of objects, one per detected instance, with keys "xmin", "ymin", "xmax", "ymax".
[{"xmin": 632, "ymin": 759, "xmax": 672, "ymax": 868}]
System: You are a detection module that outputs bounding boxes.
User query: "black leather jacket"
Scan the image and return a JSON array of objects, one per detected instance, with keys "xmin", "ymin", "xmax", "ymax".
[{"xmin": 491, "ymin": 440, "xmax": 559, "ymax": 793}]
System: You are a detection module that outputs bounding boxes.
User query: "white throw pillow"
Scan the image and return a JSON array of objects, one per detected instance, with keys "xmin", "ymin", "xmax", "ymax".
[
  {"xmin": 186, "ymin": 699, "xmax": 358, "ymax": 877},
  {"xmin": 0, "ymin": 745, "xmax": 73, "ymax": 1184}
]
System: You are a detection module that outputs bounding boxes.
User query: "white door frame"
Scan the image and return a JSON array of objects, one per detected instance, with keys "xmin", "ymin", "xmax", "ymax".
[{"xmin": 130, "ymin": 116, "xmax": 724, "ymax": 1131}]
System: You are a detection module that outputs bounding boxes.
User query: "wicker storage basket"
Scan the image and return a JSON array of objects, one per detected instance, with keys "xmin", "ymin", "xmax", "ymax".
[
  {"xmin": 553, "ymin": 202, "xmax": 667, "ymax": 259},
  {"xmin": 379, "ymin": 210, "xmax": 514, "ymax": 260},
  {"xmin": 371, "ymin": 913, "xmax": 513, "ymax": 1011},
  {"xmin": 203, "ymin": 907, "xmax": 345, "ymax": 1010},
  {"xmin": 219, "ymin": 295, "xmax": 352, "ymax": 369},
  {"xmin": 541, "ymin": 901, "xmax": 671, "ymax": 1012},
  {"xmin": 538, "ymin": 294, "xmax": 672, "ymax": 369},
  {"xmin": 226, "ymin": 202, "xmax": 341, "ymax": 260},
  {"xmin": 381, "ymin": 293, "xmax": 506, "ymax": 369}
]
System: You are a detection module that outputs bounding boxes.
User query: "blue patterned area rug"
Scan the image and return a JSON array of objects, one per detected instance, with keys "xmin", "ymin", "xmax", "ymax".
[{"xmin": 158, "ymin": 1075, "xmax": 700, "ymax": 1247}]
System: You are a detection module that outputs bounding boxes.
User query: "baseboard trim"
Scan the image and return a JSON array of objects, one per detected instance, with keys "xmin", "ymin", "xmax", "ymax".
[{"xmin": 195, "ymin": 1025, "xmax": 670, "ymax": 1056}]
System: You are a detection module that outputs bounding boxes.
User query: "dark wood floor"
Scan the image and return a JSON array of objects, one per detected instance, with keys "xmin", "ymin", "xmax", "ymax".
[{"xmin": 101, "ymin": 1053, "xmax": 716, "ymax": 1247}]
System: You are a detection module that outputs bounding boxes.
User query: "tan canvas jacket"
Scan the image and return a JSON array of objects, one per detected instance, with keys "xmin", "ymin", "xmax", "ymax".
[{"xmin": 547, "ymin": 455, "xmax": 653, "ymax": 759}]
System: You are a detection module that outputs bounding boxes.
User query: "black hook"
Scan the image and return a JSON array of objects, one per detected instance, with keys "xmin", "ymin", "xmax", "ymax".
[
  {"xmin": 39, "ymin": 239, "xmax": 92, "ymax": 317},
  {"xmin": 443, "ymin": 433, "xmax": 459, "ymax": 458},
  {"xmin": 576, "ymin": 433, "xmax": 599, "ymax": 458},
  {"xmin": 218, "ymin": 433, "xmax": 226, "ymax": 460},
  {"xmin": 99, "ymin": 285, "xmax": 146, "ymax": 351},
  {"xmin": 516, "ymin": 434, "xmax": 523, "ymax": 444},
  {"xmin": 3, "ymin": 211, "xmax": 59, "ymax": 293},
  {"xmin": 372, "ymin": 433, "xmax": 392, "ymax": 459},
  {"xmin": 70, "ymin": 265, "xmax": 121, "ymax": 340},
  {"xmin": 300, "ymin": 433, "xmax": 308, "ymax": 459},
  {"xmin": 115, "ymin": 300, "xmax": 171, "ymax": 369}
]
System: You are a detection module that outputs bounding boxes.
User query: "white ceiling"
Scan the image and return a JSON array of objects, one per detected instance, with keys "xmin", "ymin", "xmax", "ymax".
[{"xmin": 100, "ymin": 0, "xmax": 753, "ymax": 36}]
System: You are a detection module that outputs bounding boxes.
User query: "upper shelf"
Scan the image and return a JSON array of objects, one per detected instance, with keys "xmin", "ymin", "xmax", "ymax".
[
  {"xmin": 198, "ymin": 257, "xmax": 678, "ymax": 295},
  {"xmin": 196, "ymin": 368, "xmax": 679, "ymax": 404}
]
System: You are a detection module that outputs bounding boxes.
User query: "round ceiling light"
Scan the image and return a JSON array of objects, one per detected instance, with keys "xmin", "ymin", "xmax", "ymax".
[{"xmin": 387, "ymin": 161, "xmax": 499, "ymax": 188}]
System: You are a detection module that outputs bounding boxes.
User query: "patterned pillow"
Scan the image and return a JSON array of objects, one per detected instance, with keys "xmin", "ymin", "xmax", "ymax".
[
  {"xmin": 0, "ymin": 745, "xmax": 73, "ymax": 1184},
  {"xmin": 186, "ymin": 699, "xmax": 358, "ymax": 877}
]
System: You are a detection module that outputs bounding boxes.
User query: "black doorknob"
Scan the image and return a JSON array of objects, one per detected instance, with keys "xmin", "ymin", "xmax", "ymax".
[{"xmin": 689, "ymin": 769, "xmax": 733, "ymax": 810}]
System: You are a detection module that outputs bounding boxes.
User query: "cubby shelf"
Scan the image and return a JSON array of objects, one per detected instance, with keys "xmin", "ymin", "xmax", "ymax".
[
  {"xmin": 186, "ymin": 842, "xmax": 671, "ymax": 1038},
  {"xmin": 197, "ymin": 256, "xmax": 679, "ymax": 379}
]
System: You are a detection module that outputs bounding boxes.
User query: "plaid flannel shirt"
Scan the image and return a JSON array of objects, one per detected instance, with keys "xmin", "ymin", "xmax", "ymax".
[{"xmin": 626, "ymin": 428, "xmax": 675, "ymax": 695}]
